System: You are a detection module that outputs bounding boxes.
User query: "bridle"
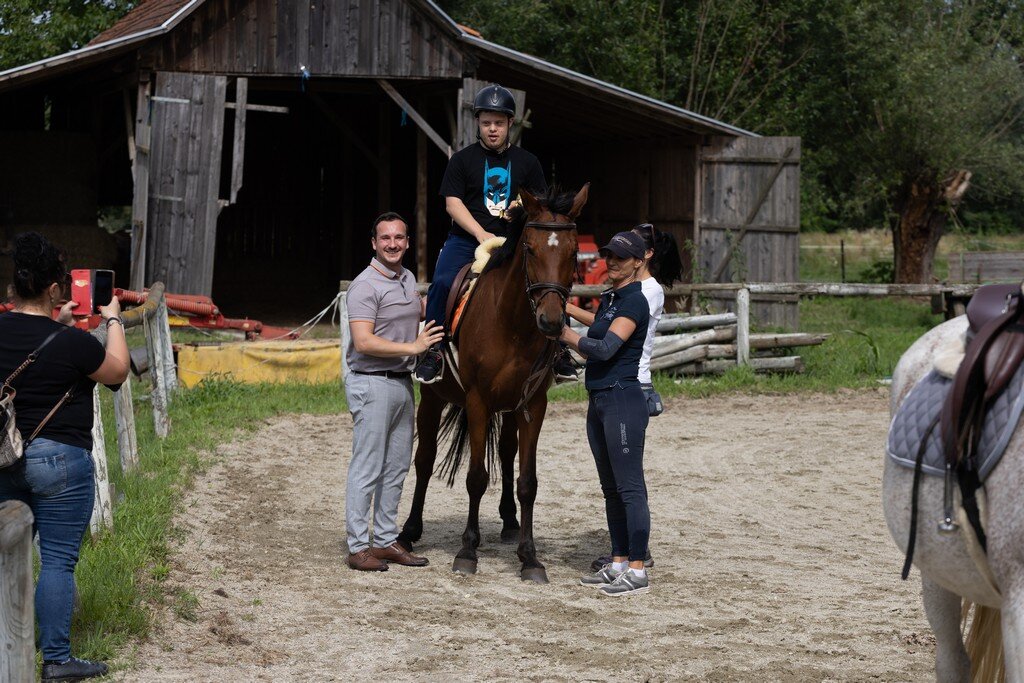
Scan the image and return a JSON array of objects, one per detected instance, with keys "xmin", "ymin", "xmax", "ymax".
[{"xmin": 522, "ymin": 220, "xmax": 578, "ymax": 316}]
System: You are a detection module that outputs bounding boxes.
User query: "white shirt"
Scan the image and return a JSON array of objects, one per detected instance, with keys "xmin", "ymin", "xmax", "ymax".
[{"xmin": 638, "ymin": 277, "xmax": 665, "ymax": 384}]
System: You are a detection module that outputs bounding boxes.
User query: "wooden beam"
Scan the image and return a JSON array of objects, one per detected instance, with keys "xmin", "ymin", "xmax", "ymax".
[
  {"xmin": 416, "ymin": 128, "xmax": 428, "ymax": 281},
  {"xmin": 122, "ymin": 88, "xmax": 135, "ymax": 165},
  {"xmin": 376, "ymin": 79, "xmax": 452, "ymax": 158},
  {"xmin": 309, "ymin": 92, "xmax": 380, "ymax": 172},
  {"xmin": 224, "ymin": 102, "xmax": 289, "ymax": 114},
  {"xmin": 378, "ymin": 101, "xmax": 391, "ymax": 211},
  {"xmin": 230, "ymin": 77, "xmax": 248, "ymax": 204},
  {"xmin": 129, "ymin": 73, "xmax": 152, "ymax": 291}
]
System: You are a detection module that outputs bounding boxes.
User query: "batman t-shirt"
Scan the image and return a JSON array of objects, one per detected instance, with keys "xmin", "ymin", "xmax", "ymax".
[{"xmin": 438, "ymin": 142, "xmax": 547, "ymax": 239}]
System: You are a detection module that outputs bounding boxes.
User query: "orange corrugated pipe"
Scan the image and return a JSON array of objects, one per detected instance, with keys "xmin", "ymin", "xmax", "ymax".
[{"xmin": 114, "ymin": 289, "xmax": 219, "ymax": 317}]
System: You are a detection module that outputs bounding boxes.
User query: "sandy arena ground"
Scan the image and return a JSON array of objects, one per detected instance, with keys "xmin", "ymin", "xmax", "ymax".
[{"xmin": 117, "ymin": 390, "xmax": 938, "ymax": 682}]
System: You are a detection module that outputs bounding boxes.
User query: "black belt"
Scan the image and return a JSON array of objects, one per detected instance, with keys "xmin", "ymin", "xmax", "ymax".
[{"xmin": 352, "ymin": 370, "xmax": 412, "ymax": 379}]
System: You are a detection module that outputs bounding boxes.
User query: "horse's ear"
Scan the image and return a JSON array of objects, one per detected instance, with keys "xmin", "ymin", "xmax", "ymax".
[
  {"xmin": 568, "ymin": 183, "xmax": 591, "ymax": 219},
  {"xmin": 520, "ymin": 188, "xmax": 542, "ymax": 216}
]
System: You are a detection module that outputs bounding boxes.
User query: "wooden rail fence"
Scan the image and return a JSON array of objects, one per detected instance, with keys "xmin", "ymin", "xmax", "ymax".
[
  {"xmin": 0, "ymin": 282, "xmax": 177, "ymax": 680},
  {"xmin": 338, "ymin": 280, "xmax": 985, "ymax": 377}
]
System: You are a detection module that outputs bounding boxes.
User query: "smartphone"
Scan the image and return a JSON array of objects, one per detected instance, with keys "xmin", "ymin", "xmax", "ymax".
[
  {"xmin": 91, "ymin": 270, "xmax": 114, "ymax": 314},
  {"xmin": 70, "ymin": 269, "xmax": 115, "ymax": 314}
]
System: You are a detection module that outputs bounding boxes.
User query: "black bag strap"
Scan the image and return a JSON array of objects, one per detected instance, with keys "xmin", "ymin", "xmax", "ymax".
[{"xmin": 2, "ymin": 327, "xmax": 69, "ymax": 389}]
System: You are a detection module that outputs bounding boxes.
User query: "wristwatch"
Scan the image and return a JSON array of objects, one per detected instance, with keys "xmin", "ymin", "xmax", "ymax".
[{"xmin": 104, "ymin": 316, "xmax": 124, "ymax": 328}]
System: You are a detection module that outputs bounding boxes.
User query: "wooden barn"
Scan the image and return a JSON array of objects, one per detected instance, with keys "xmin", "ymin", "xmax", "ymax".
[{"xmin": 0, "ymin": 0, "xmax": 801, "ymax": 326}]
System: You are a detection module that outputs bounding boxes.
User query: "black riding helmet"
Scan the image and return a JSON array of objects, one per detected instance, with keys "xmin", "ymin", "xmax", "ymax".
[{"xmin": 473, "ymin": 84, "xmax": 516, "ymax": 117}]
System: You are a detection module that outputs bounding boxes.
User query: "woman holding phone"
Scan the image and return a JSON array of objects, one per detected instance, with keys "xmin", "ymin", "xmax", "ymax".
[{"xmin": 0, "ymin": 232, "xmax": 130, "ymax": 681}]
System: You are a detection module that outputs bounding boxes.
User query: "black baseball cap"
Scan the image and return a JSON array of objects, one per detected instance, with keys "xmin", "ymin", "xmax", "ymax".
[{"xmin": 600, "ymin": 231, "xmax": 647, "ymax": 259}]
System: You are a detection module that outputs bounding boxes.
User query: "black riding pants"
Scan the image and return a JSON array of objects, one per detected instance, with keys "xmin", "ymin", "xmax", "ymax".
[{"xmin": 586, "ymin": 383, "xmax": 650, "ymax": 561}]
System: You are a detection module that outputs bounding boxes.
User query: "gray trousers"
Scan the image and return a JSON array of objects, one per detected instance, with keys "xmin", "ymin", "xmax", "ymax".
[{"xmin": 344, "ymin": 372, "xmax": 415, "ymax": 554}]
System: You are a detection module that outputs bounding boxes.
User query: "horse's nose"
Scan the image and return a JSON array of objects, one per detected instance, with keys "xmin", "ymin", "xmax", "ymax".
[{"xmin": 537, "ymin": 313, "xmax": 561, "ymax": 337}]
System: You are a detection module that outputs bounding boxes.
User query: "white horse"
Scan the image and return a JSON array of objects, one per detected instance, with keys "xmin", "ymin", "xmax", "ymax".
[{"xmin": 885, "ymin": 315, "xmax": 1024, "ymax": 682}]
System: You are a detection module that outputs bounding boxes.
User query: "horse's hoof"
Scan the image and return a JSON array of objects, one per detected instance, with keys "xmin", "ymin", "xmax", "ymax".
[
  {"xmin": 452, "ymin": 558, "xmax": 478, "ymax": 575},
  {"xmin": 520, "ymin": 567, "xmax": 549, "ymax": 584},
  {"xmin": 396, "ymin": 538, "xmax": 414, "ymax": 552},
  {"xmin": 500, "ymin": 527, "xmax": 519, "ymax": 544}
]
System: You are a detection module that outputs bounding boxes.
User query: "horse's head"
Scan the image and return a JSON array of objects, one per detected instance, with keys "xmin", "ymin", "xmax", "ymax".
[{"xmin": 518, "ymin": 184, "xmax": 590, "ymax": 337}]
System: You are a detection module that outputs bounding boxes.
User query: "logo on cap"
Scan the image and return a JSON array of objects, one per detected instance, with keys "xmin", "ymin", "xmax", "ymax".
[{"xmin": 489, "ymin": 91, "xmax": 500, "ymax": 105}]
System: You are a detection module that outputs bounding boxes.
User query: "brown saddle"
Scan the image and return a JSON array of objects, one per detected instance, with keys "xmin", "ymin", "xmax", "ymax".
[
  {"xmin": 444, "ymin": 263, "xmax": 479, "ymax": 344},
  {"xmin": 938, "ymin": 282, "xmax": 1024, "ymax": 549}
]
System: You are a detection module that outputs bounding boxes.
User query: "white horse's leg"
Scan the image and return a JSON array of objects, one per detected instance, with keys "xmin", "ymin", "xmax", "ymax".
[
  {"xmin": 1001, "ymin": 585, "xmax": 1024, "ymax": 681},
  {"xmin": 923, "ymin": 575, "xmax": 971, "ymax": 683}
]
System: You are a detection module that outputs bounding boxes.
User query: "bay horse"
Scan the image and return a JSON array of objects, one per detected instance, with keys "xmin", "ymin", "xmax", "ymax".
[
  {"xmin": 886, "ymin": 314, "xmax": 1024, "ymax": 681},
  {"xmin": 397, "ymin": 184, "xmax": 589, "ymax": 583}
]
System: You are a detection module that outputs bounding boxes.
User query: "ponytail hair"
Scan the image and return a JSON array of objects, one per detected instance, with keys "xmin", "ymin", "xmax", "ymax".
[
  {"xmin": 10, "ymin": 232, "xmax": 67, "ymax": 300},
  {"xmin": 632, "ymin": 223, "xmax": 683, "ymax": 285}
]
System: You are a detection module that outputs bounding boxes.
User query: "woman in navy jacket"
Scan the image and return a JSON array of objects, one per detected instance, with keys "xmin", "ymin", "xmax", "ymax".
[{"xmin": 560, "ymin": 231, "xmax": 652, "ymax": 597}]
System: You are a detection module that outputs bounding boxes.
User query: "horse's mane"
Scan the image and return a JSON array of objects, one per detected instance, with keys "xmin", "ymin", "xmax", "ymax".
[{"xmin": 481, "ymin": 187, "xmax": 577, "ymax": 275}]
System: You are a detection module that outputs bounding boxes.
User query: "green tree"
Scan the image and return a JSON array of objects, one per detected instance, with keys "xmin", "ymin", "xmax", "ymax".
[
  {"xmin": 442, "ymin": 0, "xmax": 1024, "ymax": 282},
  {"xmin": 0, "ymin": 0, "xmax": 136, "ymax": 71}
]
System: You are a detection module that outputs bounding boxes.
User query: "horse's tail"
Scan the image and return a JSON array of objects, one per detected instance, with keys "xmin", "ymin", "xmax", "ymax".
[
  {"xmin": 435, "ymin": 404, "xmax": 501, "ymax": 487},
  {"xmin": 962, "ymin": 600, "xmax": 1004, "ymax": 682}
]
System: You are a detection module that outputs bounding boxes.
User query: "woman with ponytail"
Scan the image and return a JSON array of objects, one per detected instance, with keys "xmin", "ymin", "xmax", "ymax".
[{"xmin": 0, "ymin": 232, "xmax": 129, "ymax": 681}]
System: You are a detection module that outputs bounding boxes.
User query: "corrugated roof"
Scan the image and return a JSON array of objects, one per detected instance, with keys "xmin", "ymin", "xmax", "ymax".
[{"xmin": 89, "ymin": 0, "xmax": 191, "ymax": 46}]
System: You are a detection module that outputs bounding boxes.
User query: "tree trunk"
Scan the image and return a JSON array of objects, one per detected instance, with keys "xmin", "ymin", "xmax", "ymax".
[{"xmin": 893, "ymin": 169, "xmax": 971, "ymax": 284}]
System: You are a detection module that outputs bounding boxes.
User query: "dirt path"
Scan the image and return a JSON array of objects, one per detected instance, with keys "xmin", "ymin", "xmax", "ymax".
[{"xmin": 118, "ymin": 390, "xmax": 936, "ymax": 682}]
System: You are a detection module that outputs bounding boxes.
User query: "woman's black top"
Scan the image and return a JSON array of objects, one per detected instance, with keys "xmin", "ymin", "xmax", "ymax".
[
  {"xmin": 0, "ymin": 313, "xmax": 105, "ymax": 449},
  {"xmin": 584, "ymin": 281, "xmax": 649, "ymax": 390}
]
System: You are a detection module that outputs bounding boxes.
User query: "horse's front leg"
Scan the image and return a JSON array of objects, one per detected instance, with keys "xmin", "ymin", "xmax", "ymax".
[
  {"xmin": 397, "ymin": 389, "xmax": 445, "ymax": 552},
  {"xmin": 515, "ymin": 393, "xmax": 549, "ymax": 584},
  {"xmin": 498, "ymin": 417, "xmax": 520, "ymax": 543},
  {"xmin": 453, "ymin": 396, "xmax": 490, "ymax": 575}
]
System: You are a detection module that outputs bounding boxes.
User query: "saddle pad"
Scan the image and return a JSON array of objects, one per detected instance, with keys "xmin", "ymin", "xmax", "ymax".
[{"xmin": 887, "ymin": 364, "xmax": 1024, "ymax": 480}]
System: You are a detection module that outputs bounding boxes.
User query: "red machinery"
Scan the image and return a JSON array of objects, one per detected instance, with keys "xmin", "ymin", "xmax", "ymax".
[
  {"xmin": 1, "ymin": 288, "xmax": 298, "ymax": 340},
  {"xmin": 574, "ymin": 234, "xmax": 608, "ymax": 311}
]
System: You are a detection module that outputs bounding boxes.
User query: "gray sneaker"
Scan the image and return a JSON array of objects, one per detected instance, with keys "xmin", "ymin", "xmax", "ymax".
[
  {"xmin": 579, "ymin": 564, "xmax": 622, "ymax": 587},
  {"xmin": 599, "ymin": 569, "xmax": 650, "ymax": 596}
]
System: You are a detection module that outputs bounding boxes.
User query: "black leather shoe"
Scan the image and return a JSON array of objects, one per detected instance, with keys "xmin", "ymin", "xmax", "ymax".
[
  {"xmin": 414, "ymin": 346, "xmax": 444, "ymax": 385},
  {"xmin": 42, "ymin": 657, "xmax": 109, "ymax": 682}
]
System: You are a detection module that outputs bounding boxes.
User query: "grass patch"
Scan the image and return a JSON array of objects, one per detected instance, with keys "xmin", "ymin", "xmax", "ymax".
[{"xmin": 71, "ymin": 378, "xmax": 344, "ymax": 662}]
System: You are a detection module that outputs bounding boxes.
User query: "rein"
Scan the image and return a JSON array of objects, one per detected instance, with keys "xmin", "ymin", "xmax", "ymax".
[
  {"xmin": 512, "ymin": 219, "xmax": 578, "ymax": 420},
  {"xmin": 521, "ymin": 220, "xmax": 578, "ymax": 315}
]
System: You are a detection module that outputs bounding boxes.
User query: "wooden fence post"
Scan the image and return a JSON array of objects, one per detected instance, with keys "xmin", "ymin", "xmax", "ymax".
[
  {"xmin": 113, "ymin": 380, "xmax": 139, "ymax": 473},
  {"xmin": 736, "ymin": 287, "xmax": 750, "ymax": 367},
  {"xmin": 145, "ymin": 306, "xmax": 170, "ymax": 438},
  {"xmin": 0, "ymin": 500, "xmax": 34, "ymax": 683},
  {"xmin": 89, "ymin": 387, "xmax": 114, "ymax": 534},
  {"xmin": 157, "ymin": 301, "xmax": 177, "ymax": 395},
  {"xmin": 339, "ymin": 290, "xmax": 349, "ymax": 382}
]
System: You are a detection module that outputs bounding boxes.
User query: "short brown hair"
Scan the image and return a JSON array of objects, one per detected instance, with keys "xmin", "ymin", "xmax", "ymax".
[{"xmin": 372, "ymin": 212, "xmax": 407, "ymax": 238}]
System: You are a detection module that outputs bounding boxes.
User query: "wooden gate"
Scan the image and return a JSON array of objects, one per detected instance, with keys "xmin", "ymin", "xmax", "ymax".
[
  {"xmin": 143, "ymin": 72, "xmax": 227, "ymax": 295},
  {"xmin": 456, "ymin": 78, "xmax": 527, "ymax": 151},
  {"xmin": 698, "ymin": 136, "xmax": 800, "ymax": 328}
]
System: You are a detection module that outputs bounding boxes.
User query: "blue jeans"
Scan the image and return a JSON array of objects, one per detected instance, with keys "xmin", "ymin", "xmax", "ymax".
[
  {"xmin": 586, "ymin": 384, "xmax": 650, "ymax": 561},
  {"xmin": 424, "ymin": 232, "xmax": 480, "ymax": 331},
  {"xmin": 0, "ymin": 438, "xmax": 95, "ymax": 662}
]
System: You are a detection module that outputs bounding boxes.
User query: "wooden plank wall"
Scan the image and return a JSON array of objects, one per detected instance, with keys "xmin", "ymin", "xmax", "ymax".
[
  {"xmin": 146, "ymin": 71, "xmax": 227, "ymax": 295},
  {"xmin": 149, "ymin": 0, "xmax": 462, "ymax": 79},
  {"xmin": 698, "ymin": 136, "xmax": 800, "ymax": 329},
  {"xmin": 948, "ymin": 251, "xmax": 1024, "ymax": 283}
]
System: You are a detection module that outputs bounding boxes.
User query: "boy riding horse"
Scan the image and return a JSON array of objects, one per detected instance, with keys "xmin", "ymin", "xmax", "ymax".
[{"xmin": 414, "ymin": 83, "xmax": 577, "ymax": 384}]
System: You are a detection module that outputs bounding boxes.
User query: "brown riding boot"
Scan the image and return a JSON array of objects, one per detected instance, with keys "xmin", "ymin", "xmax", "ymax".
[{"xmin": 371, "ymin": 543, "xmax": 429, "ymax": 567}]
